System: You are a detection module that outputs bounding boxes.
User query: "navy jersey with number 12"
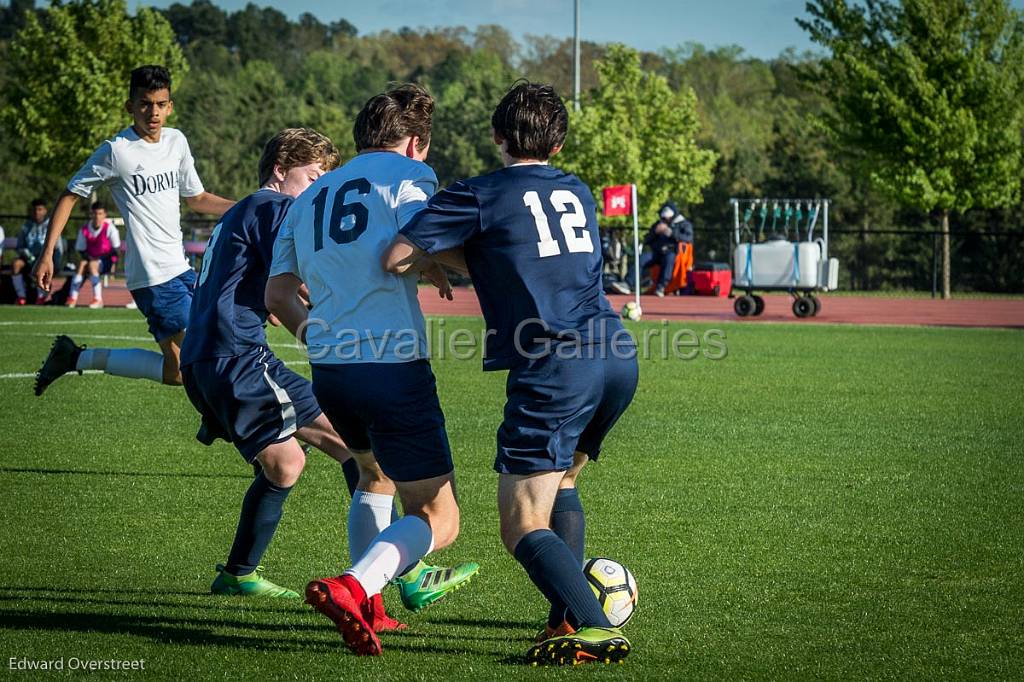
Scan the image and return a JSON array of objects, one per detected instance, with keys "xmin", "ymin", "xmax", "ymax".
[{"xmin": 400, "ymin": 164, "xmax": 622, "ymax": 370}]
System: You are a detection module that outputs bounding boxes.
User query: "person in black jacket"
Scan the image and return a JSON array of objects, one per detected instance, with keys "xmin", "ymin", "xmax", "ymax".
[{"xmin": 634, "ymin": 201, "xmax": 691, "ymax": 296}]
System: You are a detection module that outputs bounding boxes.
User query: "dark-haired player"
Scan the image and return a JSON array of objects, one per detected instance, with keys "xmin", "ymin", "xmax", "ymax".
[
  {"xmin": 34, "ymin": 64, "xmax": 234, "ymax": 395},
  {"xmin": 385, "ymin": 82, "xmax": 639, "ymax": 666},
  {"xmin": 266, "ymin": 84, "xmax": 478, "ymax": 656}
]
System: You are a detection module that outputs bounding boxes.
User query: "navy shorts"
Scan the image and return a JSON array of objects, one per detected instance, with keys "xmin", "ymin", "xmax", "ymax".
[
  {"xmin": 131, "ymin": 269, "xmax": 196, "ymax": 342},
  {"xmin": 496, "ymin": 347, "xmax": 639, "ymax": 475},
  {"xmin": 311, "ymin": 360, "xmax": 453, "ymax": 483},
  {"xmin": 182, "ymin": 346, "xmax": 321, "ymax": 463}
]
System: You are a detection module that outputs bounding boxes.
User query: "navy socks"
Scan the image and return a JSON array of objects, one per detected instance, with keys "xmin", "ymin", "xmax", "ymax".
[
  {"xmin": 341, "ymin": 457, "xmax": 359, "ymax": 497},
  {"xmin": 513, "ymin": 529, "xmax": 610, "ymax": 630},
  {"xmin": 547, "ymin": 488, "xmax": 585, "ymax": 627},
  {"xmin": 225, "ymin": 471, "xmax": 293, "ymax": 575}
]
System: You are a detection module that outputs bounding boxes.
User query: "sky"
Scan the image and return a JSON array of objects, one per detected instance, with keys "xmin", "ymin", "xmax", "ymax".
[
  {"xmin": 139, "ymin": 0, "xmax": 1024, "ymax": 60},
  {"xmin": 135, "ymin": 0, "xmax": 828, "ymax": 60}
]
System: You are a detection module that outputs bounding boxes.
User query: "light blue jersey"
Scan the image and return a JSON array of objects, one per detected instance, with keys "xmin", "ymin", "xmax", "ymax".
[{"xmin": 270, "ymin": 151, "xmax": 437, "ymax": 364}]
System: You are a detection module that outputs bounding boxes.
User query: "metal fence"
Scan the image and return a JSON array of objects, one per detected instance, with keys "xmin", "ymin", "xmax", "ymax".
[
  {"xmin": 4, "ymin": 214, "xmax": 1021, "ymax": 294},
  {"xmin": 604, "ymin": 225, "xmax": 1024, "ymax": 296}
]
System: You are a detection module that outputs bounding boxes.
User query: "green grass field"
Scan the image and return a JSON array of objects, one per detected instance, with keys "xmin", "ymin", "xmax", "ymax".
[{"xmin": 1, "ymin": 307, "xmax": 1022, "ymax": 680}]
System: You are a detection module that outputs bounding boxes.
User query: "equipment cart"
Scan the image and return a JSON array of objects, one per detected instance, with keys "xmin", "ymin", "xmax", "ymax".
[{"xmin": 729, "ymin": 198, "xmax": 840, "ymax": 318}]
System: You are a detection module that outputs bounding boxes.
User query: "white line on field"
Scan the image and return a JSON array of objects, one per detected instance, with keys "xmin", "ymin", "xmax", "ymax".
[
  {"xmin": 0, "ymin": 319, "xmax": 135, "ymax": 326},
  {"xmin": 0, "ymin": 361, "xmax": 309, "ymax": 380},
  {"xmin": 0, "ymin": 370, "xmax": 103, "ymax": 379},
  {"xmin": 0, "ymin": 332, "xmax": 153, "ymax": 342}
]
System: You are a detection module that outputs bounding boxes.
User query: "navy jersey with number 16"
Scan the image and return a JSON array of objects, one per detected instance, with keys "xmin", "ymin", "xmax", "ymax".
[{"xmin": 400, "ymin": 163, "xmax": 622, "ymax": 370}]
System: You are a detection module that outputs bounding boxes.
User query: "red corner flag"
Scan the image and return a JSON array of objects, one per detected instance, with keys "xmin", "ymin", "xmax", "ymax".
[{"xmin": 603, "ymin": 185, "xmax": 632, "ymax": 217}]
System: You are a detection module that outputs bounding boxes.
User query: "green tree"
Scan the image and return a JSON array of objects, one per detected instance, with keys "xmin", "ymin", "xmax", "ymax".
[
  {"xmin": 425, "ymin": 50, "xmax": 516, "ymax": 186},
  {"xmin": 657, "ymin": 44, "xmax": 778, "ymax": 227},
  {"xmin": 800, "ymin": 0, "xmax": 1024, "ymax": 298},
  {"xmin": 0, "ymin": 0, "xmax": 187, "ymax": 178},
  {"xmin": 559, "ymin": 44, "xmax": 717, "ymax": 225}
]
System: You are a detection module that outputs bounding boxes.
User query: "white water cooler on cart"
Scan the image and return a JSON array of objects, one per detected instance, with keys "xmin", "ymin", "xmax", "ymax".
[{"xmin": 730, "ymin": 199, "xmax": 840, "ymax": 318}]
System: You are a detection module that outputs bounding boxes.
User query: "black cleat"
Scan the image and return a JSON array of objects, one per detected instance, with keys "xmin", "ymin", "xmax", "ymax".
[
  {"xmin": 525, "ymin": 626, "xmax": 631, "ymax": 666},
  {"xmin": 34, "ymin": 335, "xmax": 85, "ymax": 396}
]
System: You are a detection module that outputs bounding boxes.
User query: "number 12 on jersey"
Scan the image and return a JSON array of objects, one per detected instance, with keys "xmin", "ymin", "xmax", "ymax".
[{"xmin": 523, "ymin": 190, "xmax": 594, "ymax": 258}]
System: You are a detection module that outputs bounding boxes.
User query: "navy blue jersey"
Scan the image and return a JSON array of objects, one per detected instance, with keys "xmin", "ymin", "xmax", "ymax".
[
  {"xmin": 181, "ymin": 189, "xmax": 292, "ymax": 365},
  {"xmin": 401, "ymin": 164, "xmax": 622, "ymax": 370}
]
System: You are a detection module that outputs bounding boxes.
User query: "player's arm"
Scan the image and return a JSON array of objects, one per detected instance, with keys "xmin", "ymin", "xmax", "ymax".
[
  {"xmin": 265, "ymin": 273, "xmax": 310, "ymax": 342},
  {"xmin": 382, "ymin": 234, "xmax": 426, "ymax": 274},
  {"xmin": 385, "ymin": 180, "xmax": 479, "ymax": 276},
  {"xmin": 32, "ymin": 191, "xmax": 80, "ymax": 292},
  {"xmin": 185, "ymin": 192, "xmax": 235, "ymax": 217},
  {"xmin": 433, "ymin": 247, "xmax": 468, "ymax": 274}
]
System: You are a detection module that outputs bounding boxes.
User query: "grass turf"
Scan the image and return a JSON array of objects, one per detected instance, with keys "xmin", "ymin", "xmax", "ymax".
[{"xmin": 0, "ymin": 306, "xmax": 1021, "ymax": 680}]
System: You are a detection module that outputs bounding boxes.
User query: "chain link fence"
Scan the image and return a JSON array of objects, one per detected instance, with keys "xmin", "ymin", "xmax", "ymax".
[
  {"xmin": 4, "ymin": 214, "xmax": 1021, "ymax": 294},
  {"xmin": 603, "ymin": 225, "xmax": 1024, "ymax": 296}
]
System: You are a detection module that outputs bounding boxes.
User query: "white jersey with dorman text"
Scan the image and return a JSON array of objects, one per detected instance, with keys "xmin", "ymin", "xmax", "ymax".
[{"xmin": 67, "ymin": 126, "xmax": 205, "ymax": 290}]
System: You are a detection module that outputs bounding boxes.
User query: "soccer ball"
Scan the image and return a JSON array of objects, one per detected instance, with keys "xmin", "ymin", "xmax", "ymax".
[
  {"xmin": 584, "ymin": 557, "xmax": 637, "ymax": 627},
  {"xmin": 621, "ymin": 301, "xmax": 642, "ymax": 321}
]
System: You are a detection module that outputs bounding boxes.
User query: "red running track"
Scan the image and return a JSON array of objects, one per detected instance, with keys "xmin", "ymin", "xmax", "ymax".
[{"xmin": 49, "ymin": 279, "xmax": 1024, "ymax": 329}]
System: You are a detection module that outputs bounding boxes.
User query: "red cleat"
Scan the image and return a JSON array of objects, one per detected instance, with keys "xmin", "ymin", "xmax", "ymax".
[
  {"xmin": 305, "ymin": 575, "xmax": 382, "ymax": 656},
  {"xmin": 16, "ymin": 297, "xmax": 26, "ymax": 306},
  {"xmin": 368, "ymin": 593, "xmax": 407, "ymax": 632}
]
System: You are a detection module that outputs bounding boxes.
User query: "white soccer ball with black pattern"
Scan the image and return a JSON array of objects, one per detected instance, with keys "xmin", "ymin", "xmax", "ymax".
[
  {"xmin": 584, "ymin": 557, "xmax": 637, "ymax": 627},
  {"xmin": 621, "ymin": 301, "xmax": 642, "ymax": 321}
]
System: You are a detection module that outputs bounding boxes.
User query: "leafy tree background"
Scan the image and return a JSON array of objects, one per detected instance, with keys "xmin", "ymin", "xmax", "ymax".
[
  {"xmin": 799, "ymin": 0, "xmax": 1024, "ymax": 298},
  {"xmin": 558, "ymin": 45, "xmax": 717, "ymax": 223},
  {"xmin": 0, "ymin": 0, "xmax": 187, "ymax": 179},
  {"xmin": 0, "ymin": 0, "xmax": 1022, "ymax": 293}
]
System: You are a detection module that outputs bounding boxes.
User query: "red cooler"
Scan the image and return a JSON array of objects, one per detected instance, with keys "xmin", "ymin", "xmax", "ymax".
[{"xmin": 691, "ymin": 261, "xmax": 732, "ymax": 297}]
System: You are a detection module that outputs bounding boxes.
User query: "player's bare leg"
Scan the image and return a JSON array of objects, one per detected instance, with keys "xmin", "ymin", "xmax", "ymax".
[{"xmin": 157, "ymin": 331, "xmax": 185, "ymax": 385}]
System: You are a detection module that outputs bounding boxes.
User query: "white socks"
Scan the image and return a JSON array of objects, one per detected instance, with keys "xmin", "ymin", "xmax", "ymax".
[
  {"xmin": 348, "ymin": 491, "xmax": 396, "ymax": 562},
  {"xmin": 345, "ymin": 515, "xmax": 433, "ymax": 598},
  {"xmin": 76, "ymin": 348, "xmax": 164, "ymax": 383},
  {"xmin": 12, "ymin": 274, "xmax": 26, "ymax": 299},
  {"xmin": 69, "ymin": 274, "xmax": 101, "ymax": 300}
]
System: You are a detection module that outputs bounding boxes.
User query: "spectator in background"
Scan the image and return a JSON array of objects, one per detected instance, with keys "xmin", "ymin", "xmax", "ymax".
[
  {"xmin": 13, "ymin": 199, "xmax": 62, "ymax": 305},
  {"xmin": 633, "ymin": 201, "xmax": 682, "ymax": 297},
  {"xmin": 68, "ymin": 201, "xmax": 121, "ymax": 308}
]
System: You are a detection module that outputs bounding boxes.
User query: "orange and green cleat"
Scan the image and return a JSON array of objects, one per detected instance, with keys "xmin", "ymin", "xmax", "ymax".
[
  {"xmin": 526, "ymin": 626, "xmax": 631, "ymax": 666},
  {"xmin": 533, "ymin": 619, "xmax": 576, "ymax": 643}
]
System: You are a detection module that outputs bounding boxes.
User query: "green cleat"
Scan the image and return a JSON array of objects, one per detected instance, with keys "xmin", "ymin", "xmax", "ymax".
[
  {"xmin": 210, "ymin": 564, "xmax": 300, "ymax": 598},
  {"xmin": 525, "ymin": 626, "xmax": 631, "ymax": 666},
  {"xmin": 392, "ymin": 560, "xmax": 480, "ymax": 613}
]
